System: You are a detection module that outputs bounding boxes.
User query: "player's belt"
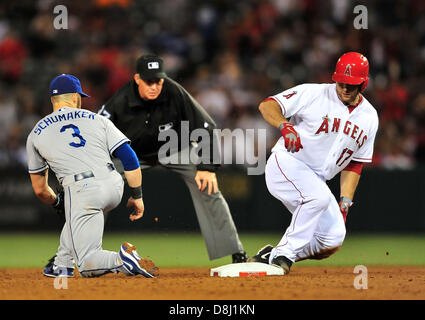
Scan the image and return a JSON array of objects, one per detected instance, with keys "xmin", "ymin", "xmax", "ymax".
[
  {"xmin": 61, "ymin": 163, "xmax": 115, "ymax": 185},
  {"xmin": 73, "ymin": 171, "xmax": 94, "ymax": 182},
  {"xmin": 74, "ymin": 163, "xmax": 115, "ymax": 182}
]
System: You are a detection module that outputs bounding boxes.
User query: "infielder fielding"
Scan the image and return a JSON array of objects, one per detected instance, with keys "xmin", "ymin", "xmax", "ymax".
[
  {"xmin": 43, "ymin": 55, "xmax": 246, "ymax": 273},
  {"xmin": 249, "ymin": 52, "xmax": 379, "ymax": 274},
  {"xmin": 27, "ymin": 74, "xmax": 158, "ymax": 278}
]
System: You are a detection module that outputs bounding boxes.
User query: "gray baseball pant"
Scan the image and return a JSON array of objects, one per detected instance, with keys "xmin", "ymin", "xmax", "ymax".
[{"xmin": 54, "ymin": 167, "xmax": 130, "ymax": 277}]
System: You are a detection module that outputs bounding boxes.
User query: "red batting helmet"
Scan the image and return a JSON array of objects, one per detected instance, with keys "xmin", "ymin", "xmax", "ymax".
[{"xmin": 332, "ymin": 52, "xmax": 369, "ymax": 91}]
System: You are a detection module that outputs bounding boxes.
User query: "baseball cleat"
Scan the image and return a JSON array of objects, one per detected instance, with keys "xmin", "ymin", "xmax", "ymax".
[
  {"xmin": 43, "ymin": 254, "xmax": 74, "ymax": 278},
  {"xmin": 43, "ymin": 264, "xmax": 74, "ymax": 278},
  {"xmin": 232, "ymin": 251, "xmax": 248, "ymax": 263},
  {"xmin": 271, "ymin": 255, "xmax": 293, "ymax": 275},
  {"xmin": 247, "ymin": 244, "xmax": 274, "ymax": 264},
  {"xmin": 119, "ymin": 242, "xmax": 159, "ymax": 278}
]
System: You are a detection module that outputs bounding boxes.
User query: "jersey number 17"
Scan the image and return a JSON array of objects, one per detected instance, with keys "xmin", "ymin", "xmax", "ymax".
[{"xmin": 336, "ymin": 148, "xmax": 353, "ymax": 166}]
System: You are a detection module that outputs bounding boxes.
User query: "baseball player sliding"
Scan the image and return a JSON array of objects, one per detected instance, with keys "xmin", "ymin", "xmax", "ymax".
[
  {"xmin": 26, "ymin": 74, "xmax": 158, "ymax": 278},
  {"xmin": 249, "ymin": 52, "xmax": 379, "ymax": 274}
]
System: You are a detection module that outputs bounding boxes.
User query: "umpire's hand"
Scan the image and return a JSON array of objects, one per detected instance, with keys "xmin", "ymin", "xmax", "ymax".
[{"xmin": 195, "ymin": 171, "xmax": 218, "ymax": 195}]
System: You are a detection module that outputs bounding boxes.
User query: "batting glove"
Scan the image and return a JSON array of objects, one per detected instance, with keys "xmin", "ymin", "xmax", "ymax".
[
  {"xmin": 339, "ymin": 196, "xmax": 353, "ymax": 224},
  {"xmin": 279, "ymin": 122, "xmax": 303, "ymax": 153}
]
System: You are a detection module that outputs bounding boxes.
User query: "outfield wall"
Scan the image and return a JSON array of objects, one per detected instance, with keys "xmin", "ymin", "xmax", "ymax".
[{"xmin": 1, "ymin": 166, "xmax": 424, "ymax": 233}]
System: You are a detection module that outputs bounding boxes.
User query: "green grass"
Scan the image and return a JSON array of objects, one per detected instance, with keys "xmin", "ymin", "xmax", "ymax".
[{"xmin": 0, "ymin": 232, "xmax": 424, "ymax": 268}]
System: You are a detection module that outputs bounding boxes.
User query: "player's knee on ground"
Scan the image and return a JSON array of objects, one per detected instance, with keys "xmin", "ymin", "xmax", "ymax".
[
  {"xmin": 76, "ymin": 256, "xmax": 106, "ymax": 278},
  {"xmin": 79, "ymin": 269, "xmax": 94, "ymax": 278},
  {"xmin": 77, "ymin": 261, "xmax": 97, "ymax": 278},
  {"xmin": 78, "ymin": 263, "xmax": 112, "ymax": 278}
]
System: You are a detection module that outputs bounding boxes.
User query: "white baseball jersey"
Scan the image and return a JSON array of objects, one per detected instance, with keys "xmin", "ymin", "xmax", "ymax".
[
  {"xmin": 26, "ymin": 106, "xmax": 129, "ymax": 181},
  {"xmin": 269, "ymin": 83, "xmax": 379, "ymax": 180}
]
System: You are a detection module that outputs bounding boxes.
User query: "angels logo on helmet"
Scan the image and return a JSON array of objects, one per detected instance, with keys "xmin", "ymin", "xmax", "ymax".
[{"xmin": 332, "ymin": 52, "xmax": 369, "ymax": 91}]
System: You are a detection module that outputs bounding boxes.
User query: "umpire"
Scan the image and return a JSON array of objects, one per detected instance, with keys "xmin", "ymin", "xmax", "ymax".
[{"xmin": 99, "ymin": 54, "xmax": 247, "ymax": 262}]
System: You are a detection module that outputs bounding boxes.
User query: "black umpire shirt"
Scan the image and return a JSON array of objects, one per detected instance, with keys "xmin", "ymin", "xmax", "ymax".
[{"xmin": 98, "ymin": 77, "xmax": 220, "ymax": 172}]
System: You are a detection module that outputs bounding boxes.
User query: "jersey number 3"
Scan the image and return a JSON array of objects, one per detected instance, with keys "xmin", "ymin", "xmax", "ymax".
[{"xmin": 60, "ymin": 124, "xmax": 86, "ymax": 148}]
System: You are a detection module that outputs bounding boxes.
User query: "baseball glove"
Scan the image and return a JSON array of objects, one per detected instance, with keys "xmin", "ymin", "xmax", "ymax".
[{"xmin": 52, "ymin": 187, "xmax": 65, "ymax": 217}]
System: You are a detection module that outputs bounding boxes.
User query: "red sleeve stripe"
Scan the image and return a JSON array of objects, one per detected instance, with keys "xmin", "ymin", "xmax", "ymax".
[
  {"xmin": 262, "ymin": 96, "xmax": 287, "ymax": 116},
  {"xmin": 344, "ymin": 160, "xmax": 363, "ymax": 174},
  {"xmin": 273, "ymin": 96, "xmax": 287, "ymax": 116}
]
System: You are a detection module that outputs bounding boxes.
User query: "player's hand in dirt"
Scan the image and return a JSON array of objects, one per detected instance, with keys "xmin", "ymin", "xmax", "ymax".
[
  {"xmin": 127, "ymin": 197, "xmax": 144, "ymax": 221},
  {"xmin": 195, "ymin": 170, "xmax": 218, "ymax": 195}
]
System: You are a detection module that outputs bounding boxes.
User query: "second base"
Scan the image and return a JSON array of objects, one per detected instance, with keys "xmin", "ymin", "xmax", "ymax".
[{"xmin": 210, "ymin": 262, "xmax": 284, "ymax": 277}]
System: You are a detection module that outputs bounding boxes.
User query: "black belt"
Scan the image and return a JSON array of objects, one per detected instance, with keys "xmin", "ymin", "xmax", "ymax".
[{"xmin": 74, "ymin": 163, "xmax": 115, "ymax": 182}]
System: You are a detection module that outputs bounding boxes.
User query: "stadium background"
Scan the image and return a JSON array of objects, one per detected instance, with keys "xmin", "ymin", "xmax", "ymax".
[{"xmin": 0, "ymin": 0, "xmax": 424, "ymax": 269}]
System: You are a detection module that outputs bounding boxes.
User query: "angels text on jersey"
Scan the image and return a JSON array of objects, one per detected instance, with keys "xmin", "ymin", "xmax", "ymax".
[{"xmin": 315, "ymin": 115, "xmax": 368, "ymax": 149}]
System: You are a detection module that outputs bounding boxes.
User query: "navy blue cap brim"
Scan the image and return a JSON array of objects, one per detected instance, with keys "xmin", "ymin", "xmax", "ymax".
[{"xmin": 79, "ymin": 92, "xmax": 90, "ymax": 98}]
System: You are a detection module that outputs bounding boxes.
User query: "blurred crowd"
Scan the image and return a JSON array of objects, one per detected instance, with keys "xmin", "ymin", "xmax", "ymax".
[{"xmin": 1, "ymin": 0, "xmax": 425, "ymax": 170}]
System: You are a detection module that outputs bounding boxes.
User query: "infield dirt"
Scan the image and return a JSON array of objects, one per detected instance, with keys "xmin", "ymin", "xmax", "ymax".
[{"xmin": 1, "ymin": 266, "xmax": 424, "ymax": 300}]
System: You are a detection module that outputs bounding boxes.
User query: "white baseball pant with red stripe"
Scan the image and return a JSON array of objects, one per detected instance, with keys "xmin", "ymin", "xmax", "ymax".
[{"xmin": 265, "ymin": 150, "xmax": 346, "ymax": 263}]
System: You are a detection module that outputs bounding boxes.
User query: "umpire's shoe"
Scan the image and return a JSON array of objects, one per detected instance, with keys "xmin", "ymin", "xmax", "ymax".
[
  {"xmin": 247, "ymin": 244, "xmax": 274, "ymax": 264},
  {"xmin": 232, "ymin": 251, "xmax": 248, "ymax": 263},
  {"xmin": 119, "ymin": 242, "xmax": 159, "ymax": 278},
  {"xmin": 271, "ymin": 256, "xmax": 293, "ymax": 275},
  {"xmin": 43, "ymin": 255, "xmax": 74, "ymax": 278}
]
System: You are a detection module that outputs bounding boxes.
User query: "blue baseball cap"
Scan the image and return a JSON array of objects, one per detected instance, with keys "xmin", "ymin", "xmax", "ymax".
[{"xmin": 49, "ymin": 74, "xmax": 90, "ymax": 98}]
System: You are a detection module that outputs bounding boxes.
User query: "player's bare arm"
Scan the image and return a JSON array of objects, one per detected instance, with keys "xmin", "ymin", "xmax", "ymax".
[
  {"xmin": 258, "ymin": 99, "xmax": 287, "ymax": 128},
  {"xmin": 29, "ymin": 170, "xmax": 58, "ymax": 205},
  {"xmin": 259, "ymin": 99, "xmax": 303, "ymax": 153},
  {"xmin": 112, "ymin": 142, "xmax": 144, "ymax": 221},
  {"xmin": 340, "ymin": 169, "xmax": 361, "ymax": 200},
  {"xmin": 339, "ymin": 169, "xmax": 361, "ymax": 223},
  {"xmin": 195, "ymin": 170, "xmax": 218, "ymax": 196},
  {"xmin": 123, "ymin": 167, "xmax": 144, "ymax": 221}
]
